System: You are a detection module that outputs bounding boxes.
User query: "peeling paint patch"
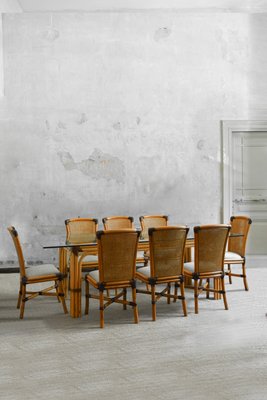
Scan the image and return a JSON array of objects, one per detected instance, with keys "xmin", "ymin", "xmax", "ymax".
[
  {"xmin": 113, "ymin": 122, "xmax": 121, "ymax": 131},
  {"xmin": 154, "ymin": 27, "xmax": 172, "ymax": 42},
  {"xmin": 45, "ymin": 120, "xmax": 50, "ymax": 130},
  {"xmin": 197, "ymin": 140, "xmax": 205, "ymax": 150},
  {"xmin": 43, "ymin": 27, "xmax": 60, "ymax": 42},
  {"xmin": 77, "ymin": 113, "xmax": 87, "ymax": 125},
  {"xmin": 58, "ymin": 148, "xmax": 125, "ymax": 183}
]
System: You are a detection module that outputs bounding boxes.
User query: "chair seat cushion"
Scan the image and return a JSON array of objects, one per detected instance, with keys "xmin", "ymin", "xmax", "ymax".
[
  {"xmin": 184, "ymin": 262, "xmax": 194, "ymax": 274},
  {"xmin": 136, "ymin": 265, "xmax": 151, "ymax": 278},
  {"xmin": 26, "ymin": 264, "xmax": 60, "ymax": 277},
  {"xmin": 81, "ymin": 255, "xmax": 98, "ymax": 263},
  {"xmin": 225, "ymin": 251, "xmax": 243, "ymax": 261},
  {"xmin": 87, "ymin": 269, "xmax": 99, "ymax": 282}
]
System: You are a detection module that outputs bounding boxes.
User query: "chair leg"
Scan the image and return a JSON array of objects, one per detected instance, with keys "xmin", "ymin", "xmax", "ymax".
[
  {"xmin": 151, "ymin": 284, "xmax": 156, "ymax": 321},
  {"xmin": 17, "ymin": 281, "xmax": 22, "ymax": 309},
  {"xmin": 167, "ymin": 283, "xmax": 171, "ymax": 304},
  {"xmin": 242, "ymin": 262, "xmax": 249, "ymax": 291},
  {"xmin": 221, "ymin": 277, "xmax": 228, "ymax": 310},
  {"xmin": 173, "ymin": 283, "xmax": 178, "ymax": 303},
  {"xmin": 132, "ymin": 287, "xmax": 139, "ymax": 324},
  {"xmin": 100, "ymin": 290, "xmax": 104, "ymax": 328},
  {"xmin": 180, "ymin": 281, "xmax": 187, "ymax": 317},
  {"xmin": 123, "ymin": 288, "xmax": 127, "ymax": 310},
  {"xmin": 20, "ymin": 284, "xmax": 26, "ymax": 319},
  {"xmin": 55, "ymin": 283, "xmax": 61, "ymax": 302},
  {"xmin": 194, "ymin": 279, "xmax": 199, "ymax": 314},
  {"xmin": 85, "ymin": 280, "xmax": 89, "ymax": 315},
  {"xmin": 228, "ymin": 264, "xmax": 232, "ymax": 284},
  {"xmin": 206, "ymin": 278, "xmax": 210, "ymax": 299},
  {"xmin": 58, "ymin": 280, "xmax": 68, "ymax": 314}
]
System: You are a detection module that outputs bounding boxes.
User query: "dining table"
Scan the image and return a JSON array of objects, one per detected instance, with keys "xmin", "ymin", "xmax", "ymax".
[{"xmin": 43, "ymin": 231, "xmax": 241, "ymax": 318}]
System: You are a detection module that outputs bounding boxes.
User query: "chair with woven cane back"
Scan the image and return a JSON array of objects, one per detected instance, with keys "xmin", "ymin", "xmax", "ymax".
[
  {"xmin": 184, "ymin": 224, "xmax": 231, "ymax": 314},
  {"xmin": 63, "ymin": 218, "xmax": 99, "ymax": 293},
  {"xmin": 224, "ymin": 215, "xmax": 252, "ymax": 291},
  {"xmin": 7, "ymin": 226, "xmax": 68, "ymax": 319},
  {"xmin": 136, "ymin": 226, "xmax": 189, "ymax": 321},
  {"xmin": 102, "ymin": 215, "xmax": 144, "ymax": 266},
  {"xmin": 102, "ymin": 215, "xmax": 134, "ymax": 230},
  {"xmin": 85, "ymin": 229, "xmax": 140, "ymax": 328},
  {"xmin": 138, "ymin": 215, "xmax": 169, "ymax": 273}
]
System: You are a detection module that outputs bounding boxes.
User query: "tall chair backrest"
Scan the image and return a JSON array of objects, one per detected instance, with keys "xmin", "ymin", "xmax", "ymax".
[
  {"xmin": 139, "ymin": 215, "xmax": 168, "ymax": 239},
  {"xmin": 228, "ymin": 216, "xmax": 252, "ymax": 257},
  {"xmin": 148, "ymin": 226, "xmax": 189, "ymax": 278},
  {"xmin": 7, "ymin": 226, "xmax": 26, "ymax": 276},
  {"xmin": 194, "ymin": 225, "xmax": 231, "ymax": 274},
  {"xmin": 102, "ymin": 216, "xmax": 134, "ymax": 230},
  {"xmin": 97, "ymin": 230, "xmax": 140, "ymax": 282},
  {"xmin": 65, "ymin": 218, "xmax": 98, "ymax": 243}
]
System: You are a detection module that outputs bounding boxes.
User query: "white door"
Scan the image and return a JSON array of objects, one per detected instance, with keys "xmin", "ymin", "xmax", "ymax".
[{"xmin": 223, "ymin": 121, "xmax": 267, "ymax": 257}]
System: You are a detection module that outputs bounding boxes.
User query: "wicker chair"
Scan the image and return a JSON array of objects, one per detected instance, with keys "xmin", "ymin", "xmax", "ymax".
[
  {"xmin": 136, "ymin": 226, "xmax": 189, "ymax": 321},
  {"xmin": 139, "ymin": 215, "xmax": 168, "ymax": 239},
  {"xmin": 65, "ymin": 218, "xmax": 98, "ymax": 271},
  {"xmin": 7, "ymin": 226, "xmax": 68, "ymax": 319},
  {"xmin": 184, "ymin": 224, "xmax": 231, "ymax": 314},
  {"xmin": 224, "ymin": 216, "xmax": 252, "ymax": 291},
  {"xmin": 102, "ymin": 216, "xmax": 134, "ymax": 230},
  {"xmin": 85, "ymin": 229, "xmax": 140, "ymax": 328}
]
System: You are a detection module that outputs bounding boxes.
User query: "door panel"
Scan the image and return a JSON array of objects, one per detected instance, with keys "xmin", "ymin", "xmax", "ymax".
[{"xmin": 232, "ymin": 131, "xmax": 267, "ymax": 255}]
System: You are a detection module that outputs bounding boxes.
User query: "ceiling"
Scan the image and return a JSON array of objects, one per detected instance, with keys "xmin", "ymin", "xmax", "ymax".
[{"xmin": 14, "ymin": 0, "xmax": 267, "ymax": 12}]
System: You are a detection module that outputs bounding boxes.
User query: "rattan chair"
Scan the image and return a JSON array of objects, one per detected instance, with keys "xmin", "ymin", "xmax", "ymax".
[
  {"xmin": 7, "ymin": 226, "xmax": 68, "ymax": 319},
  {"xmin": 85, "ymin": 229, "xmax": 140, "ymax": 328},
  {"xmin": 184, "ymin": 224, "xmax": 231, "ymax": 314},
  {"xmin": 136, "ymin": 226, "xmax": 189, "ymax": 321},
  {"xmin": 102, "ymin": 216, "xmax": 134, "ymax": 230},
  {"xmin": 139, "ymin": 215, "xmax": 168, "ymax": 239},
  {"xmin": 224, "ymin": 216, "xmax": 252, "ymax": 291},
  {"xmin": 65, "ymin": 218, "xmax": 98, "ymax": 271}
]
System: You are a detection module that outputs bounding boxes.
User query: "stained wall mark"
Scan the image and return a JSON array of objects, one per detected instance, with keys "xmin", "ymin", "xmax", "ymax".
[
  {"xmin": 58, "ymin": 148, "xmax": 125, "ymax": 183},
  {"xmin": 77, "ymin": 113, "xmax": 88, "ymax": 125},
  {"xmin": 154, "ymin": 27, "xmax": 172, "ymax": 42}
]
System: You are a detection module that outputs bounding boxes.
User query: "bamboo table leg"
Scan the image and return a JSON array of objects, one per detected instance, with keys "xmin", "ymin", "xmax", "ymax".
[
  {"xmin": 59, "ymin": 248, "xmax": 68, "ymax": 296},
  {"xmin": 213, "ymin": 277, "xmax": 222, "ymax": 300},
  {"xmin": 69, "ymin": 248, "xmax": 81, "ymax": 318}
]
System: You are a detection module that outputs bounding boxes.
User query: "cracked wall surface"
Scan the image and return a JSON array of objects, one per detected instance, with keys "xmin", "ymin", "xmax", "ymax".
[{"xmin": 0, "ymin": 11, "xmax": 265, "ymax": 262}]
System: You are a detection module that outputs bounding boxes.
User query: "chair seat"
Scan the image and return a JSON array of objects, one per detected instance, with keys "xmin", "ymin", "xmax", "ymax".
[
  {"xmin": 224, "ymin": 251, "xmax": 243, "ymax": 261},
  {"xmin": 81, "ymin": 255, "xmax": 98, "ymax": 263},
  {"xmin": 26, "ymin": 264, "xmax": 60, "ymax": 278},
  {"xmin": 87, "ymin": 269, "xmax": 99, "ymax": 282},
  {"xmin": 136, "ymin": 265, "xmax": 151, "ymax": 278},
  {"xmin": 184, "ymin": 262, "xmax": 194, "ymax": 274}
]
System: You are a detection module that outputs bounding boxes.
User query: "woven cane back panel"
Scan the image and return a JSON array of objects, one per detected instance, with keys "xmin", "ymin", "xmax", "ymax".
[
  {"xmin": 140, "ymin": 216, "xmax": 168, "ymax": 239},
  {"xmin": 66, "ymin": 219, "xmax": 97, "ymax": 243},
  {"xmin": 228, "ymin": 216, "xmax": 251, "ymax": 257},
  {"xmin": 195, "ymin": 225, "xmax": 230, "ymax": 274},
  {"xmin": 103, "ymin": 217, "xmax": 134, "ymax": 230},
  {"xmin": 150, "ymin": 226, "xmax": 187, "ymax": 278},
  {"xmin": 98, "ymin": 230, "xmax": 138, "ymax": 282},
  {"xmin": 7, "ymin": 227, "xmax": 26, "ymax": 276}
]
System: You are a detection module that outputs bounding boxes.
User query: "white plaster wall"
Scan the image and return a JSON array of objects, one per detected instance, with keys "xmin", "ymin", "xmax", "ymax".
[{"xmin": 0, "ymin": 11, "xmax": 261, "ymax": 262}]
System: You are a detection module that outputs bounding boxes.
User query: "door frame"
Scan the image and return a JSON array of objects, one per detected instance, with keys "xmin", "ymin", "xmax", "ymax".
[{"xmin": 222, "ymin": 120, "xmax": 267, "ymax": 222}]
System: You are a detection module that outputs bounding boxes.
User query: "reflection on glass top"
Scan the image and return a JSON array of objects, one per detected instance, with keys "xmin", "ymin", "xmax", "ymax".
[{"xmin": 43, "ymin": 231, "xmax": 242, "ymax": 249}]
